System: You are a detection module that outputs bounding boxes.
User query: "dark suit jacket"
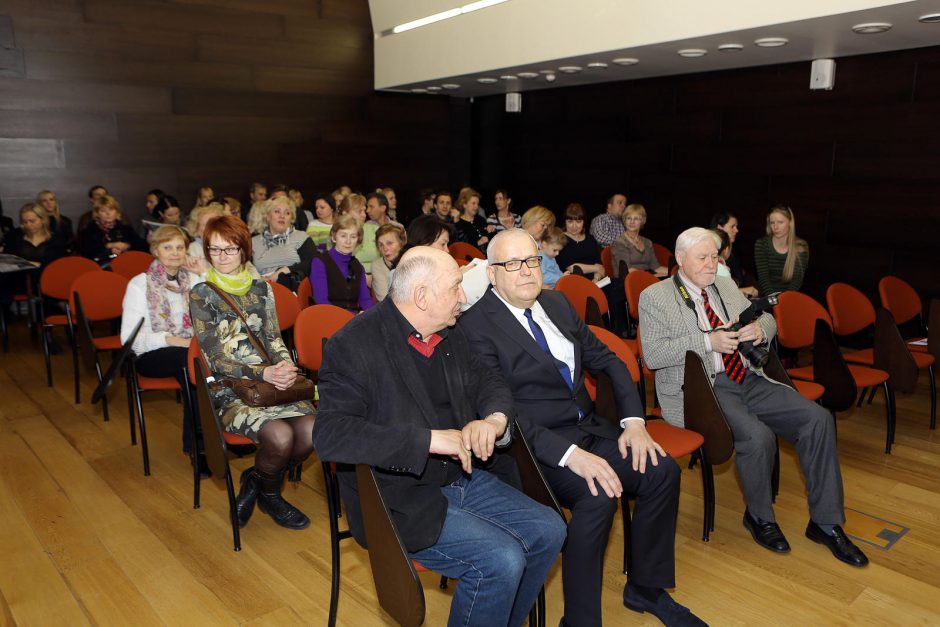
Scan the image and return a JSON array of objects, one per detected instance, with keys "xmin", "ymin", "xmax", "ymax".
[
  {"xmin": 313, "ymin": 297, "xmax": 515, "ymax": 552},
  {"xmin": 460, "ymin": 288, "xmax": 643, "ymax": 467}
]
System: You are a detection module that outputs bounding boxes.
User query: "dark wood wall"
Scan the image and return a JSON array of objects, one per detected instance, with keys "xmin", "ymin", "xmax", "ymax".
[
  {"xmin": 0, "ymin": 0, "xmax": 456, "ymax": 224},
  {"xmin": 472, "ymin": 46, "xmax": 940, "ymax": 303}
]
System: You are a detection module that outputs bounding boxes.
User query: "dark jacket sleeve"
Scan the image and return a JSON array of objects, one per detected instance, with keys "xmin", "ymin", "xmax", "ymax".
[{"xmin": 288, "ymin": 236, "xmax": 316, "ymax": 279}]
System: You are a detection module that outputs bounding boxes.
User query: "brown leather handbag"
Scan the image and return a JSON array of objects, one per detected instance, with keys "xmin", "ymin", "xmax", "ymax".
[{"xmin": 206, "ymin": 283, "xmax": 315, "ymax": 407}]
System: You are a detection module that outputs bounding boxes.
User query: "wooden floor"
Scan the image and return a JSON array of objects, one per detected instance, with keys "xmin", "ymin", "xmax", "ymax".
[{"xmin": 2, "ymin": 317, "xmax": 940, "ymax": 627}]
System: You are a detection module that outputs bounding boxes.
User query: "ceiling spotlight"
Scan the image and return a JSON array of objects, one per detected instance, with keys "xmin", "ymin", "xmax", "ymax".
[
  {"xmin": 411, "ymin": 88, "xmax": 428, "ymax": 93},
  {"xmin": 678, "ymin": 48, "xmax": 707, "ymax": 58},
  {"xmin": 499, "ymin": 74, "xmax": 517, "ymax": 80},
  {"xmin": 545, "ymin": 73, "xmax": 556, "ymax": 82},
  {"xmin": 517, "ymin": 71, "xmax": 539, "ymax": 79},
  {"xmin": 558, "ymin": 65, "xmax": 582, "ymax": 73},
  {"xmin": 587, "ymin": 62, "xmax": 609, "ymax": 69},
  {"xmin": 755, "ymin": 37, "xmax": 789, "ymax": 47},
  {"xmin": 918, "ymin": 13, "xmax": 940, "ymax": 23},
  {"xmin": 852, "ymin": 22, "xmax": 892, "ymax": 34},
  {"xmin": 476, "ymin": 77, "xmax": 498, "ymax": 84},
  {"xmin": 426, "ymin": 86, "xmax": 442, "ymax": 91},
  {"xmin": 718, "ymin": 43, "xmax": 744, "ymax": 52},
  {"xmin": 612, "ymin": 57, "xmax": 639, "ymax": 66},
  {"xmin": 441, "ymin": 83, "xmax": 460, "ymax": 89}
]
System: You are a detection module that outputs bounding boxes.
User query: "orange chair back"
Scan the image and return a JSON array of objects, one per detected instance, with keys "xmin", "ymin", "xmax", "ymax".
[
  {"xmin": 826, "ymin": 283, "xmax": 875, "ymax": 336},
  {"xmin": 40, "ymin": 256, "xmax": 100, "ymax": 301},
  {"xmin": 296, "ymin": 279, "xmax": 313, "ymax": 309},
  {"xmin": 600, "ymin": 247, "xmax": 614, "ymax": 279},
  {"xmin": 773, "ymin": 291, "xmax": 831, "ymax": 349},
  {"xmin": 294, "ymin": 304, "xmax": 355, "ymax": 371},
  {"xmin": 625, "ymin": 271, "xmax": 659, "ymax": 322},
  {"xmin": 588, "ymin": 325, "xmax": 641, "ymax": 382},
  {"xmin": 879, "ymin": 276, "xmax": 922, "ymax": 326},
  {"xmin": 652, "ymin": 242, "xmax": 672, "ymax": 268},
  {"xmin": 110, "ymin": 251, "xmax": 154, "ymax": 279},
  {"xmin": 448, "ymin": 242, "xmax": 485, "ymax": 263},
  {"xmin": 555, "ymin": 274, "xmax": 609, "ymax": 319},
  {"xmin": 268, "ymin": 280, "xmax": 301, "ymax": 331},
  {"xmin": 187, "ymin": 338, "xmax": 210, "ymax": 387},
  {"xmin": 71, "ymin": 271, "xmax": 129, "ymax": 322}
]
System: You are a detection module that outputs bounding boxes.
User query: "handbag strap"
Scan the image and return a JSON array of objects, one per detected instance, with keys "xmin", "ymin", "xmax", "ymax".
[{"xmin": 205, "ymin": 282, "xmax": 273, "ymax": 365}]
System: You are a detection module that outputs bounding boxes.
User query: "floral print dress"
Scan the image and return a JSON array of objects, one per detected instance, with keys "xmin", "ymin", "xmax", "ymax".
[{"xmin": 189, "ymin": 280, "xmax": 315, "ymax": 440}]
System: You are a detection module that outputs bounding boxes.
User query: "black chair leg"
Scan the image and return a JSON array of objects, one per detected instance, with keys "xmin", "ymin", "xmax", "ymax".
[
  {"xmin": 699, "ymin": 449, "xmax": 715, "ymax": 542},
  {"xmin": 883, "ymin": 382, "xmax": 895, "ymax": 454},
  {"xmin": 126, "ymin": 369, "xmax": 137, "ymax": 445},
  {"xmin": 224, "ymin": 467, "xmax": 241, "ymax": 551},
  {"xmin": 928, "ymin": 365, "xmax": 936, "ymax": 430},
  {"xmin": 536, "ymin": 587, "xmax": 547, "ymax": 627},
  {"xmin": 71, "ymin": 329, "xmax": 81, "ymax": 404},
  {"xmin": 134, "ymin": 385, "xmax": 150, "ymax": 476},
  {"xmin": 324, "ymin": 462, "xmax": 352, "ymax": 627},
  {"xmin": 42, "ymin": 325, "xmax": 53, "ymax": 386},
  {"xmin": 867, "ymin": 386, "xmax": 877, "ymax": 405},
  {"xmin": 185, "ymin": 380, "xmax": 201, "ymax": 509},
  {"xmin": 856, "ymin": 387, "xmax": 867, "ymax": 408}
]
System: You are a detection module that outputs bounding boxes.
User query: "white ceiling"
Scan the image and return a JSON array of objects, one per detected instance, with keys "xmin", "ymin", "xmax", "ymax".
[{"xmin": 369, "ymin": 0, "xmax": 940, "ymax": 97}]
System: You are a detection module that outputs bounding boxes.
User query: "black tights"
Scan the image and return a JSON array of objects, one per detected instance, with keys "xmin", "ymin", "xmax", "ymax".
[{"xmin": 255, "ymin": 414, "xmax": 316, "ymax": 475}]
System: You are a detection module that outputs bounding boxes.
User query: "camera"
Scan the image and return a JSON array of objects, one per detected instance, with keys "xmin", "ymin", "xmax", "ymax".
[{"xmin": 727, "ymin": 292, "xmax": 779, "ymax": 368}]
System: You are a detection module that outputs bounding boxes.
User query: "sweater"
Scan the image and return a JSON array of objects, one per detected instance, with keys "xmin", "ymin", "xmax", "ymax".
[
  {"xmin": 309, "ymin": 248, "xmax": 375, "ymax": 312},
  {"xmin": 753, "ymin": 236, "xmax": 809, "ymax": 295}
]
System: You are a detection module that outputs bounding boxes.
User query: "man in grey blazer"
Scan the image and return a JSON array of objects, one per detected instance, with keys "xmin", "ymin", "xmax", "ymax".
[{"xmin": 639, "ymin": 227, "xmax": 867, "ymax": 567}]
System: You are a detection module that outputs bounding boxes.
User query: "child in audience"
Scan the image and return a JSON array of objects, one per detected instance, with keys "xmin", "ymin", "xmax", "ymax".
[{"xmin": 538, "ymin": 226, "xmax": 568, "ymax": 289}]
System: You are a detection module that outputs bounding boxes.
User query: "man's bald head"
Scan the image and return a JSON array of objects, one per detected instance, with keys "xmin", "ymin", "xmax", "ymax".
[
  {"xmin": 389, "ymin": 245, "xmax": 466, "ymax": 335},
  {"xmin": 389, "ymin": 246, "xmax": 454, "ymax": 305},
  {"xmin": 487, "ymin": 228, "xmax": 538, "ymax": 263}
]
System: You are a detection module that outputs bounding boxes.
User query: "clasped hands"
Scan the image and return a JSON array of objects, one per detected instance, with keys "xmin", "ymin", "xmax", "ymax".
[
  {"xmin": 709, "ymin": 320, "xmax": 764, "ymax": 355},
  {"xmin": 428, "ymin": 414, "xmax": 508, "ymax": 474},
  {"xmin": 566, "ymin": 421, "xmax": 666, "ymax": 498},
  {"xmin": 262, "ymin": 360, "xmax": 299, "ymax": 390}
]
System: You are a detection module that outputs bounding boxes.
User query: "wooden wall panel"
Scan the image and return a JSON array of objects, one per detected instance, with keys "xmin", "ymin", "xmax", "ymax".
[
  {"xmin": 0, "ymin": 111, "xmax": 117, "ymax": 140},
  {"xmin": 196, "ymin": 35, "xmax": 370, "ymax": 73},
  {"xmin": 252, "ymin": 65, "xmax": 372, "ymax": 96},
  {"xmin": 284, "ymin": 17, "xmax": 372, "ymax": 49},
  {"xmin": 171, "ymin": 88, "xmax": 361, "ymax": 119},
  {"xmin": 115, "ymin": 114, "xmax": 319, "ymax": 143},
  {"xmin": 0, "ymin": 77, "xmax": 171, "ymax": 113},
  {"xmin": 165, "ymin": 0, "xmax": 319, "ymax": 19},
  {"xmin": 82, "ymin": 0, "xmax": 284, "ymax": 38},
  {"xmin": 12, "ymin": 17, "xmax": 197, "ymax": 61},
  {"xmin": 0, "ymin": 139, "xmax": 63, "ymax": 168},
  {"xmin": 63, "ymin": 141, "xmax": 280, "ymax": 169}
]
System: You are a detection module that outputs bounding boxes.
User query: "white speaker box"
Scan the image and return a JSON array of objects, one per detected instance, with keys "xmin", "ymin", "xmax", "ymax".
[
  {"xmin": 810, "ymin": 59, "xmax": 836, "ymax": 90},
  {"xmin": 505, "ymin": 92, "xmax": 522, "ymax": 113}
]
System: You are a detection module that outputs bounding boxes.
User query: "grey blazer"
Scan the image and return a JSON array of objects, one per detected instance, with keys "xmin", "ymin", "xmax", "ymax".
[{"xmin": 638, "ymin": 275, "xmax": 777, "ymax": 427}]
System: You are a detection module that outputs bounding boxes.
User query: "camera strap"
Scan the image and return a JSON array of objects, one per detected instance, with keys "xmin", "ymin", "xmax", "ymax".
[{"xmin": 672, "ymin": 272, "xmax": 731, "ymax": 327}]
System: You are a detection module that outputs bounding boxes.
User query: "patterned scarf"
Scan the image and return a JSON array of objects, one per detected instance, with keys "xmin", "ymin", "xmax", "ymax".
[
  {"xmin": 261, "ymin": 226, "xmax": 293, "ymax": 250},
  {"xmin": 207, "ymin": 266, "xmax": 253, "ymax": 296},
  {"xmin": 97, "ymin": 220, "xmax": 116, "ymax": 243},
  {"xmin": 145, "ymin": 260, "xmax": 193, "ymax": 336}
]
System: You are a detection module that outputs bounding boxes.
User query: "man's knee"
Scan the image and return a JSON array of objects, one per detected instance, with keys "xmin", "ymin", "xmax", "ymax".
[{"xmin": 530, "ymin": 508, "xmax": 567, "ymax": 556}]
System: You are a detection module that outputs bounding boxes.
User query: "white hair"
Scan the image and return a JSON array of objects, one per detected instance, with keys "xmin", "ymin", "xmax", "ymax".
[
  {"xmin": 675, "ymin": 227, "xmax": 721, "ymax": 255},
  {"xmin": 388, "ymin": 252, "xmax": 438, "ymax": 305}
]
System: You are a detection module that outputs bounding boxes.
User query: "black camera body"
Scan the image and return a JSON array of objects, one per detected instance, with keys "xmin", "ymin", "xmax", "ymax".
[{"xmin": 728, "ymin": 293, "xmax": 779, "ymax": 368}]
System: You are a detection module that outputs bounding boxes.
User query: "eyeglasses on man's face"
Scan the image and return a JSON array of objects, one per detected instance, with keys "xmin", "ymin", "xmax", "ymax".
[
  {"xmin": 207, "ymin": 246, "xmax": 241, "ymax": 257},
  {"xmin": 490, "ymin": 256, "xmax": 542, "ymax": 272}
]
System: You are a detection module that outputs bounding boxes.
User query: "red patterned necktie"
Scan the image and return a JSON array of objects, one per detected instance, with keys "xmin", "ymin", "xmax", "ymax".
[{"xmin": 701, "ymin": 288, "xmax": 746, "ymax": 384}]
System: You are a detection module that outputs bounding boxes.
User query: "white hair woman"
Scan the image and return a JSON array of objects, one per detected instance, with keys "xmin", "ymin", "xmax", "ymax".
[{"xmin": 251, "ymin": 196, "xmax": 316, "ymax": 291}]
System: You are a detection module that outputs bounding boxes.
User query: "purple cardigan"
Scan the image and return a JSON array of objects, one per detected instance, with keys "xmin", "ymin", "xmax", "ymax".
[{"xmin": 309, "ymin": 248, "xmax": 375, "ymax": 312}]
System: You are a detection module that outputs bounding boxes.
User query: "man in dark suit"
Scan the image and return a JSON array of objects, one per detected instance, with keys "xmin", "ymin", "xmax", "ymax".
[
  {"xmin": 314, "ymin": 246, "xmax": 566, "ymax": 627},
  {"xmin": 460, "ymin": 229, "xmax": 704, "ymax": 627}
]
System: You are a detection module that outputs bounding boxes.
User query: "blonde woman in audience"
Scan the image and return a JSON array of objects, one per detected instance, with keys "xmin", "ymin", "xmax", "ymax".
[
  {"xmin": 36, "ymin": 190, "xmax": 74, "ymax": 243},
  {"xmin": 78, "ymin": 195, "xmax": 146, "ymax": 261},
  {"xmin": 190, "ymin": 216, "xmax": 315, "ymax": 529},
  {"xmin": 2, "ymin": 203, "xmax": 67, "ymax": 268},
  {"xmin": 520, "ymin": 205, "xmax": 556, "ymax": 242},
  {"xmin": 611, "ymin": 203, "xmax": 667, "ymax": 278},
  {"xmin": 121, "ymin": 225, "xmax": 207, "ymax": 475},
  {"xmin": 754, "ymin": 205, "xmax": 809, "ymax": 296},
  {"xmin": 186, "ymin": 203, "xmax": 226, "ymax": 261},
  {"xmin": 251, "ymin": 196, "xmax": 315, "ymax": 291},
  {"xmin": 222, "ymin": 197, "xmax": 241, "ymax": 217},
  {"xmin": 332, "ymin": 185, "xmax": 351, "ymax": 208},
  {"xmin": 308, "ymin": 213, "xmax": 375, "ymax": 312},
  {"xmin": 194, "ymin": 186, "xmax": 214, "ymax": 210},
  {"xmin": 371, "ymin": 223, "xmax": 406, "ymax": 301},
  {"xmin": 454, "ymin": 187, "xmax": 489, "ymax": 250},
  {"xmin": 339, "ymin": 193, "xmax": 379, "ymax": 277},
  {"xmin": 306, "ymin": 194, "xmax": 336, "ymax": 253}
]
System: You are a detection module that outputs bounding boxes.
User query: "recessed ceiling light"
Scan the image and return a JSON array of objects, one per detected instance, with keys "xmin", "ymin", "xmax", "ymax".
[
  {"xmin": 718, "ymin": 43, "xmax": 743, "ymax": 52},
  {"xmin": 612, "ymin": 57, "xmax": 639, "ymax": 66},
  {"xmin": 499, "ymin": 74, "xmax": 517, "ymax": 80},
  {"xmin": 755, "ymin": 37, "xmax": 789, "ymax": 47},
  {"xmin": 919, "ymin": 13, "xmax": 940, "ymax": 23},
  {"xmin": 441, "ymin": 83, "xmax": 460, "ymax": 89},
  {"xmin": 411, "ymin": 88, "xmax": 428, "ymax": 93},
  {"xmin": 558, "ymin": 65, "xmax": 582, "ymax": 73},
  {"xmin": 587, "ymin": 62, "xmax": 609, "ymax": 69},
  {"xmin": 477, "ymin": 77, "xmax": 498, "ymax": 84},
  {"xmin": 426, "ymin": 86, "xmax": 442, "ymax": 91},
  {"xmin": 852, "ymin": 22, "xmax": 892, "ymax": 34},
  {"xmin": 517, "ymin": 71, "xmax": 538, "ymax": 79},
  {"xmin": 678, "ymin": 48, "xmax": 707, "ymax": 58}
]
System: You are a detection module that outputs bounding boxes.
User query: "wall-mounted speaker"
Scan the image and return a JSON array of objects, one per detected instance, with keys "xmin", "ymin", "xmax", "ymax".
[
  {"xmin": 505, "ymin": 92, "xmax": 522, "ymax": 113},
  {"xmin": 810, "ymin": 59, "xmax": 836, "ymax": 90}
]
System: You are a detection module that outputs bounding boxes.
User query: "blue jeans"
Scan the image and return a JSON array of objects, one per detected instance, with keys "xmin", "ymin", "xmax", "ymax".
[{"xmin": 409, "ymin": 469, "xmax": 567, "ymax": 627}]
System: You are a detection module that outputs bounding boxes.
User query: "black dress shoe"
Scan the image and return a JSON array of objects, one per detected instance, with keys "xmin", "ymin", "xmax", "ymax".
[
  {"xmin": 806, "ymin": 522, "xmax": 869, "ymax": 567},
  {"xmin": 623, "ymin": 584, "xmax": 708, "ymax": 627},
  {"xmin": 742, "ymin": 510, "xmax": 790, "ymax": 553}
]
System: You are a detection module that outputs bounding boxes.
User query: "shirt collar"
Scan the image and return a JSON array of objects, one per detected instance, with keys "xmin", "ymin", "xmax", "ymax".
[{"xmin": 677, "ymin": 271, "xmax": 710, "ymax": 302}]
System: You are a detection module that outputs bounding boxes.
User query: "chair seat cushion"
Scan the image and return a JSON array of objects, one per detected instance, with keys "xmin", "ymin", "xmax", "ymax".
[
  {"xmin": 94, "ymin": 335, "xmax": 122, "ymax": 351},
  {"xmin": 908, "ymin": 339, "xmax": 928, "ymax": 353},
  {"xmin": 793, "ymin": 380, "xmax": 825, "ymax": 402},
  {"xmin": 137, "ymin": 375, "xmax": 181, "ymax": 391},
  {"xmin": 788, "ymin": 364, "xmax": 889, "ymax": 387},
  {"xmin": 223, "ymin": 432, "xmax": 254, "ymax": 446},
  {"xmin": 645, "ymin": 420, "xmax": 704, "ymax": 458},
  {"xmin": 845, "ymin": 347, "xmax": 933, "ymax": 368},
  {"xmin": 45, "ymin": 314, "xmax": 69, "ymax": 326}
]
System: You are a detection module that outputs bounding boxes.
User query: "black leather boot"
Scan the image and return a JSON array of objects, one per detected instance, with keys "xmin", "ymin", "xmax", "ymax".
[
  {"xmin": 256, "ymin": 468, "xmax": 310, "ymax": 530},
  {"xmin": 235, "ymin": 467, "xmax": 260, "ymax": 528}
]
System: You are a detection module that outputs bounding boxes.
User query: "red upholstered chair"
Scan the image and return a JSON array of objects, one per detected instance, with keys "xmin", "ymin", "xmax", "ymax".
[
  {"xmin": 555, "ymin": 273, "xmax": 609, "ymax": 328},
  {"xmin": 294, "ymin": 305, "xmax": 355, "ymax": 381},
  {"xmin": 652, "ymin": 242, "xmax": 673, "ymax": 268},
  {"xmin": 109, "ymin": 251, "xmax": 154, "ymax": 279},
  {"xmin": 296, "ymin": 278, "xmax": 314, "ymax": 309},
  {"xmin": 879, "ymin": 276, "xmax": 927, "ymax": 353},
  {"xmin": 600, "ymin": 246, "xmax": 614, "ymax": 280},
  {"xmin": 448, "ymin": 242, "xmax": 485, "ymax": 265},
  {"xmin": 71, "ymin": 270, "xmax": 129, "ymax": 420},
  {"xmin": 38, "ymin": 256, "xmax": 100, "ymax": 398}
]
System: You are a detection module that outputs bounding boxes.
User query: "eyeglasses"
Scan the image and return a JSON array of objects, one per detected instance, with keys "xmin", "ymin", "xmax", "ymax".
[
  {"xmin": 207, "ymin": 246, "xmax": 241, "ymax": 257},
  {"xmin": 490, "ymin": 256, "xmax": 542, "ymax": 272}
]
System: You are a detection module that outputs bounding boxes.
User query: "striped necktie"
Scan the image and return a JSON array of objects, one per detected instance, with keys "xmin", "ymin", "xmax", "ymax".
[{"xmin": 701, "ymin": 288, "xmax": 746, "ymax": 384}]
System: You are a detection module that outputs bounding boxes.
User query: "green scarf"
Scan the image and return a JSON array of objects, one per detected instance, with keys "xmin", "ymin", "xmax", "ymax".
[{"xmin": 207, "ymin": 266, "xmax": 253, "ymax": 296}]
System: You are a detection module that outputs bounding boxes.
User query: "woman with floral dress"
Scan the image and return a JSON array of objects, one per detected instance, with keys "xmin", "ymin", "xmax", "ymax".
[{"xmin": 189, "ymin": 215, "xmax": 315, "ymax": 530}]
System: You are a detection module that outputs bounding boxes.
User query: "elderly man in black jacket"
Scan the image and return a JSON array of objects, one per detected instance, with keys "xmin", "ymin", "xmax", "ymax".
[{"xmin": 314, "ymin": 245, "xmax": 566, "ymax": 627}]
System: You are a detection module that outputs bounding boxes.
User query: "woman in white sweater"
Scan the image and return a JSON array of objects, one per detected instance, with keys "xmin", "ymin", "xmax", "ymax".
[{"xmin": 120, "ymin": 226, "xmax": 207, "ymax": 474}]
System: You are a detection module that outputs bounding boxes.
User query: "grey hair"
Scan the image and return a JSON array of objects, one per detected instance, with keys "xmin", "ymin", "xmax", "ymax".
[
  {"xmin": 388, "ymin": 252, "xmax": 439, "ymax": 304},
  {"xmin": 486, "ymin": 228, "xmax": 539, "ymax": 263},
  {"xmin": 675, "ymin": 227, "xmax": 721, "ymax": 255}
]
